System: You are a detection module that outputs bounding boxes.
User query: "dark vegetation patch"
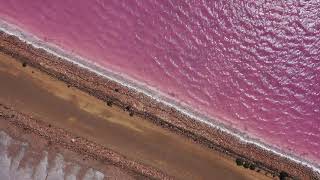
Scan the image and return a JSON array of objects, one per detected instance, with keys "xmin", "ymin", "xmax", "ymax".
[
  {"xmin": 243, "ymin": 162, "xmax": 250, "ymax": 169},
  {"xmin": 107, "ymin": 100, "xmax": 113, "ymax": 107},
  {"xmin": 235, "ymin": 158, "xmax": 244, "ymax": 166},
  {"xmin": 279, "ymin": 171, "xmax": 289, "ymax": 180},
  {"xmin": 125, "ymin": 105, "xmax": 131, "ymax": 111},
  {"xmin": 249, "ymin": 164, "xmax": 256, "ymax": 170}
]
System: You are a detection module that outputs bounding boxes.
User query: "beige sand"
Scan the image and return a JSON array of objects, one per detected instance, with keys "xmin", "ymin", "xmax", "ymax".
[{"xmin": 0, "ymin": 52, "xmax": 272, "ymax": 179}]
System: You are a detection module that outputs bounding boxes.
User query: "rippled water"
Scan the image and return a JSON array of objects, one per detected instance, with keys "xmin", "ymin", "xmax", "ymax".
[
  {"xmin": 0, "ymin": 0, "xmax": 319, "ymax": 165},
  {"xmin": 0, "ymin": 131, "xmax": 105, "ymax": 180}
]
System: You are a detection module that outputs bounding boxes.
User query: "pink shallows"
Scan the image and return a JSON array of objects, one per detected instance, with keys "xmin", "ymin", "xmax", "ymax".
[{"xmin": 0, "ymin": 0, "xmax": 320, "ymax": 164}]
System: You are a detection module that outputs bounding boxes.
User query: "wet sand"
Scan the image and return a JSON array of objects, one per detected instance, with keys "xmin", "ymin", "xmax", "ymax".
[{"xmin": 0, "ymin": 52, "xmax": 268, "ymax": 179}]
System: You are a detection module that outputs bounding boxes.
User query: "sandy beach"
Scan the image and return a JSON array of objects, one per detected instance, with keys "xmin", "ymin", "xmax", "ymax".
[
  {"xmin": 0, "ymin": 45, "xmax": 269, "ymax": 179},
  {"xmin": 0, "ymin": 31, "xmax": 318, "ymax": 179}
]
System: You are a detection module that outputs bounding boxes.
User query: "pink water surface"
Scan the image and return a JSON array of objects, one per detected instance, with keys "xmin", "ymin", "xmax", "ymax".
[{"xmin": 0, "ymin": 0, "xmax": 320, "ymax": 164}]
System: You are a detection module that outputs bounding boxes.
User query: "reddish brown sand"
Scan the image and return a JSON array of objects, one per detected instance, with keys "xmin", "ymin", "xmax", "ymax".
[{"xmin": 0, "ymin": 31, "xmax": 318, "ymax": 179}]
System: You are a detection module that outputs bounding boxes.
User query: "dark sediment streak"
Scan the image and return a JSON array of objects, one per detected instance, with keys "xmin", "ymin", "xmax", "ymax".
[{"xmin": 0, "ymin": 30, "xmax": 318, "ymax": 179}]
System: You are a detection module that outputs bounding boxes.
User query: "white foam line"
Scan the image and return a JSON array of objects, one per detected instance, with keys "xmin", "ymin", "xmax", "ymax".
[{"xmin": 1, "ymin": 19, "xmax": 319, "ymax": 174}]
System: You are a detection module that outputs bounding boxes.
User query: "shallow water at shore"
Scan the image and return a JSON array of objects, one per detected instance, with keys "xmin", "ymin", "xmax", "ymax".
[{"xmin": 0, "ymin": 0, "xmax": 319, "ymax": 166}]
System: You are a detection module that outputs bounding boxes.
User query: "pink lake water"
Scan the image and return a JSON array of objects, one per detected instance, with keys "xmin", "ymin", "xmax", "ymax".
[{"xmin": 0, "ymin": 0, "xmax": 319, "ymax": 166}]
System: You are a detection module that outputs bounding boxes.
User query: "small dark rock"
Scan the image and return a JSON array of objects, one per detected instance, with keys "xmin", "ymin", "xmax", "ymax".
[
  {"xmin": 48, "ymin": 124, "xmax": 52, "ymax": 128},
  {"xmin": 114, "ymin": 88, "xmax": 119, "ymax": 92},
  {"xmin": 22, "ymin": 62, "xmax": 27, "ymax": 67},
  {"xmin": 129, "ymin": 111, "xmax": 134, "ymax": 117}
]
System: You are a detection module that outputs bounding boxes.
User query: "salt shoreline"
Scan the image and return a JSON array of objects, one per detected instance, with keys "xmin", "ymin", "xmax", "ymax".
[
  {"xmin": 0, "ymin": 130, "xmax": 108, "ymax": 180},
  {"xmin": 0, "ymin": 19, "xmax": 319, "ymax": 179}
]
